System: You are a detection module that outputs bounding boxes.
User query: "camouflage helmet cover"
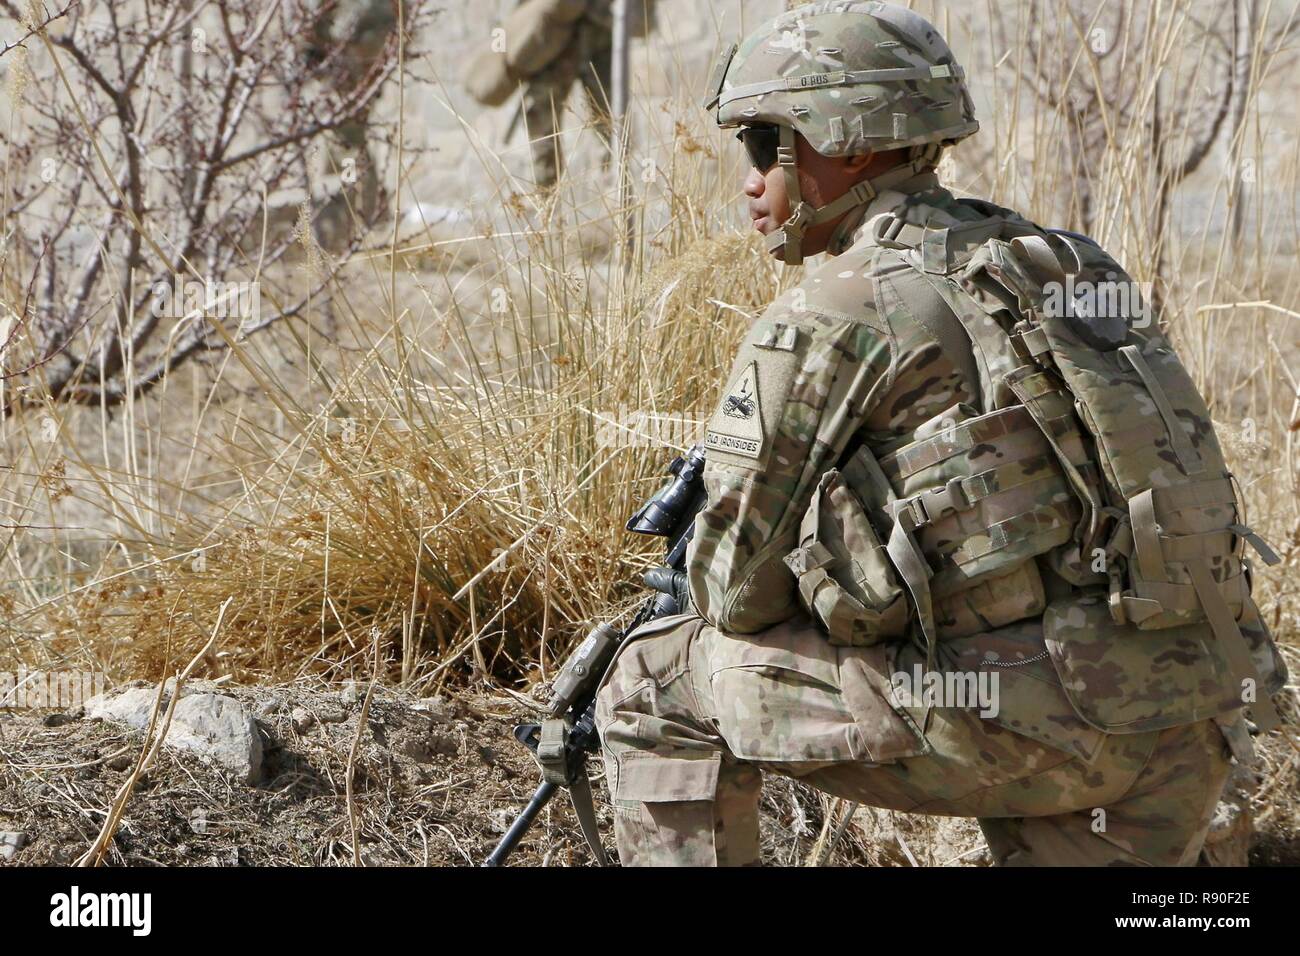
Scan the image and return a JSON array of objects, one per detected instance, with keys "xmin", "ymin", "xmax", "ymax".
[{"xmin": 704, "ymin": 1, "xmax": 979, "ymax": 155}]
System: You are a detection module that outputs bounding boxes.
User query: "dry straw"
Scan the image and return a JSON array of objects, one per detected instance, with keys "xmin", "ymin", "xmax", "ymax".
[{"xmin": 0, "ymin": 3, "xmax": 1295, "ymax": 837}]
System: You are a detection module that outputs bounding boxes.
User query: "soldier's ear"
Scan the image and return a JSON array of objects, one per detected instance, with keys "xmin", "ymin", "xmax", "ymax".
[{"xmin": 842, "ymin": 150, "xmax": 875, "ymax": 175}]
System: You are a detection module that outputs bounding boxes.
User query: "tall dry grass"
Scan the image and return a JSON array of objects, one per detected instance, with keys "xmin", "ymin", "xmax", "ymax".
[
  {"xmin": 0, "ymin": 72, "xmax": 780, "ymax": 692},
  {"xmin": 0, "ymin": 0, "xmax": 1295, "ymax": 721}
]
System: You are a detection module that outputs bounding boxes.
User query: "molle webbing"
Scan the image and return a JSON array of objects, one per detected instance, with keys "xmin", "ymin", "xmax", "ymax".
[
  {"xmin": 945, "ymin": 505, "xmax": 1070, "ymax": 567},
  {"xmin": 860, "ymin": 206, "xmax": 1285, "ymax": 734},
  {"xmin": 889, "ymin": 452, "xmax": 1058, "ymax": 525},
  {"xmin": 870, "ymin": 402, "xmax": 1077, "ymax": 654},
  {"xmin": 879, "ymin": 405, "xmax": 1037, "ymax": 480}
]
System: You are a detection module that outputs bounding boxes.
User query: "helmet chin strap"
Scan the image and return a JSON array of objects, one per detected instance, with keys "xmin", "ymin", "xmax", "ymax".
[
  {"xmin": 763, "ymin": 126, "xmax": 943, "ymax": 266},
  {"xmin": 767, "ymin": 125, "xmax": 813, "ymax": 265}
]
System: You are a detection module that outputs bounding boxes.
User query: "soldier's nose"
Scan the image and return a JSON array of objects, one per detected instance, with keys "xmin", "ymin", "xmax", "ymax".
[{"xmin": 743, "ymin": 166, "xmax": 766, "ymax": 198}]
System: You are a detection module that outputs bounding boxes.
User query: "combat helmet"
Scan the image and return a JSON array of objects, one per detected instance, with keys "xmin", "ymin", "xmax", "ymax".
[{"xmin": 703, "ymin": 1, "xmax": 979, "ymax": 264}]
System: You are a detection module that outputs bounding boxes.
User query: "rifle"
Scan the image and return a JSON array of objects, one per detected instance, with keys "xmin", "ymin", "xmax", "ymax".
[{"xmin": 483, "ymin": 442, "xmax": 708, "ymax": 866}]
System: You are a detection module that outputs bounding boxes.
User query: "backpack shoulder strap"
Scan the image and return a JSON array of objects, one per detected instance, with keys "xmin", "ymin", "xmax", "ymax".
[
  {"xmin": 867, "ymin": 244, "xmax": 983, "ymax": 410},
  {"xmin": 866, "ymin": 208, "xmax": 1008, "ymax": 276}
]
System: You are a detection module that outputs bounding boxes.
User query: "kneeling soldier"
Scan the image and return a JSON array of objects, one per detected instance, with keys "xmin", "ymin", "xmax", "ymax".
[{"xmin": 594, "ymin": 1, "xmax": 1288, "ymax": 867}]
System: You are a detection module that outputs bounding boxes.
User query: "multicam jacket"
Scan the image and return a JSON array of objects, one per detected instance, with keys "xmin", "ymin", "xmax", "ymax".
[
  {"xmin": 686, "ymin": 167, "xmax": 1288, "ymax": 739},
  {"xmin": 689, "ymin": 168, "xmax": 983, "ymax": 635}
]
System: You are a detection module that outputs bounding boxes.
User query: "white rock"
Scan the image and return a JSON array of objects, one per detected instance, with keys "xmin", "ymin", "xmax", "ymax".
[
  {"xmin": 291, "ymin": 707, "xmax": 316, "ymax": 733},
  {"xmin": 84, "ymin": 687, "xmax": 166, "ymax": 727},
  {"xmin": 84, "ymin": 687, "xmax": 264, "ymax": 784},
  {"xmin": 0, "ymin": 832, "xmax": 26, "ymax": 861}
]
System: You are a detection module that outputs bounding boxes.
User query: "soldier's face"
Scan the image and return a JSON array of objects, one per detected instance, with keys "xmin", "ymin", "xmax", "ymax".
[{"xmin": 741, "ymin": 130, "xmax": 878, "ymax": 261}]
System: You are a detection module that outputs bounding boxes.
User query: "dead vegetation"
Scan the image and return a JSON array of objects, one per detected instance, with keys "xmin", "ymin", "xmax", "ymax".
[
  {"xmin": 0, "ymin": 679, "xmax": 963, "ymax": 867},
  {"xmin": 0, "ymin": 0, "xmax": 1297, "ymax": 865},
  {"xmin": 3, "ymin": 676, "xmax": 1293, "ymax": 867}
]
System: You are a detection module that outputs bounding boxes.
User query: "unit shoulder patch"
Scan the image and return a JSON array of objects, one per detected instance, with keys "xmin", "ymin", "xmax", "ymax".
[{"xmin": 705, "ymin": 361, "xmax": 765, "ymax": 460}]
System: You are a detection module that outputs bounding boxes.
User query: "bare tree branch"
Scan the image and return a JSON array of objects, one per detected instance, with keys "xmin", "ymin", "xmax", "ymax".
[
  {"xmin": 1, "ymin": 0, "xmax": 436, "ymax": 415},
  {"xmin": 0, "ymin": 0, "xmax": 74, "ymax": 59}
]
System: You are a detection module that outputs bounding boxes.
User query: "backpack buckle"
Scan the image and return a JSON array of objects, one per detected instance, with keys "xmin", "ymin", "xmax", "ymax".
[
  {"xmin": 783, "ymin": 542, "xmax": 837, "ymax": 575},
  {"xmin": 869, "ymin": 213, "xmax": 910, "ymax": 249},
  {"xmin": 1106, "ymin": 564, "xmax": 1128, "ymax": 625},
  {"xmin": 893, "ymin": 478, "xmax": 970, "ymax": 531},
  {"xmin": 890, "ymin": 495, "xmax": 929, "ymax": 531}
]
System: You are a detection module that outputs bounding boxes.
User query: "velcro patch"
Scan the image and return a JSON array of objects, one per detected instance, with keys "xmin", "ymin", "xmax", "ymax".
[{"xmin": 756, "ymin": 322, "xmax": 798, "ymax": 352}]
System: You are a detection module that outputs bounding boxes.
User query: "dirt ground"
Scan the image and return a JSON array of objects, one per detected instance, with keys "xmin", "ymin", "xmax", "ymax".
[
  {"xmin": 0, "ymin": 679, "xmax": 892, "ymax": 867},
  {"xmin": 1, "ymin": 678, "xmax": 1295, "ymax": 867}
]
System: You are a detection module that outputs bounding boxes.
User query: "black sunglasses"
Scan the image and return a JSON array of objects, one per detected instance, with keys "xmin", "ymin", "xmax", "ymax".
[{"xmin": 736, "ymin": 124, "xmax": 781, "ymax": 172}]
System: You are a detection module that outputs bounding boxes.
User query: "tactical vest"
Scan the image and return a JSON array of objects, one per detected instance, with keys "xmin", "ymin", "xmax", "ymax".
[{"xmin": 784, "ymin": 199, "xmax": 1288, "ymax": 736}]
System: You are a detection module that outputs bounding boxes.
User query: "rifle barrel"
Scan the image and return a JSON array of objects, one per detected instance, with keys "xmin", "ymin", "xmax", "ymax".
[{"xmin": 482, "ymin": 780, "xmax": 559, "ymax": 867}]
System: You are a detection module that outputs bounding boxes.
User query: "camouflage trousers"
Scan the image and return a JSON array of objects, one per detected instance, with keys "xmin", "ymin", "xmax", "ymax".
[
  {"xmin": 521, "ymin": 33, "xmax": 612, "ymax": 187},
  {"xmin": 593, "ymin": 610, "xmax": 1237, "ymax": 866}
]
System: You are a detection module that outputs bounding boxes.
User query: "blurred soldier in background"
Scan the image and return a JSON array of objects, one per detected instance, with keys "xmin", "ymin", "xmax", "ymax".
[
  {"xmin": 466, "ymin": 0, "xmax": 656, "ymax": 188},
  {"xmin": 303, "ymin": 0, "xmax": 399, "ymax": 248}
]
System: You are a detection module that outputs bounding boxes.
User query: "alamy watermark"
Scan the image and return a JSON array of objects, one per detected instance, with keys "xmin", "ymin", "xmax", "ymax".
[
  {"xmin": 151, "ymin": 273, "xmax": 260, "ymax": 326},
  {"xmin": 0, "ymin": 669, "xmax": 105, "ymax": 709},
  {"xmin": 50, "ymin": 886, "xmax": 151, "ymax": 936},
  {"xmin": 891, "ymin": 665, "xmax": 1000, "ymax": 718},
  {"xmin": 1042, "ymin": 273, "xmax": 1153, "ymax": 328}
]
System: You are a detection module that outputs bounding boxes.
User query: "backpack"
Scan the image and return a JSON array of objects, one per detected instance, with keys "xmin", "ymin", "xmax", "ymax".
[{"xmin": 788, "ymin": 201, "xmax": 1287, "ymax": 739}]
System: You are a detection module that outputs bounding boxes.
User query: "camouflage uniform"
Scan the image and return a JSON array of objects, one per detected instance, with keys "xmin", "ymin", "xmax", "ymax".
[
  {"xmin": 597, "ymin": 611, "xmax": 1234, "ymax": 866},
  {"xmin": 521, "ymin": 3, "xmax": 613, "ymax": 187},
  {"xmin": 592, "ymin": 2, "xmax": 1286, "ymax": 867},
  {"xmin": 304, "ymin": 0, "xmax": 397, "ymax": 247}
]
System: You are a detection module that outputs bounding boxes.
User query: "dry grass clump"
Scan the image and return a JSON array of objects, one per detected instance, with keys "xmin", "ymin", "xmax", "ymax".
[
  {"xmin": 2, "ymin": 186, "xmax": 777, "ymax": 690},
  {"xmin": 0, "ymin": 4, "xmax": 1295, "ymax": 842}
]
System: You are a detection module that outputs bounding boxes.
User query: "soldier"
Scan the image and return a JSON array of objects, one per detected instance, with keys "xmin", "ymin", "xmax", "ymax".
[
  {"xmin": 592, "ymin": 1, "xmax": 1288, "ymax": 866},
  {"xmin": 519, "ymin": 1, "xmax": 613, "ymax": 188},
  {"xmin": 466, "ymin": 1, "xmax": 656, "ymax": 188},
  {"xmin": 303, "ymin": 0, "xmax": 399, "ymax": 248}
]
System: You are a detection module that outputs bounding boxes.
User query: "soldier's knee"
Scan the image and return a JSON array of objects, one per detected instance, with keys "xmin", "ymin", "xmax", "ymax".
[{"xmin": 594, "ymin": 615, "xmax": 709, "ymax": 748}]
